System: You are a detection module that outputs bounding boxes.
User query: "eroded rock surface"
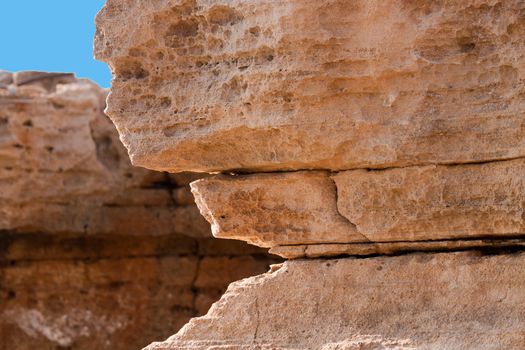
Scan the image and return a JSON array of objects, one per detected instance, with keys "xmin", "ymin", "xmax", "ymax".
[
  {"xmin": 0, "ymin": 233, "xmax": 274, "ymax": 350},
  {"xmin": 147, "ymin": 251, "xmax": 525, "ymax": 350},
  {"xmin": 0, "ymin": 72, "xmax": 206, "ymax": 235},
  {"xmin": 0, "ymin": 72, "xmax": 279, "ymax": 350},
  {"xmin": 94, "ymin": 1, "xmax": 525, "ymax": 349},
  {"xmin": 191, "ymin": 172, "xmax": 366, "ymax": 248},
  {"xmin": 191, "ymin": 159, "xmax": 525, "ymax": 253},
  {"xmin": 95, "ymin": 0, "xmax": 525, "ymax": 173}
]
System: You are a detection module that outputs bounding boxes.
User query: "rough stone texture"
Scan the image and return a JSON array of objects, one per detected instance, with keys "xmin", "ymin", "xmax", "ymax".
[
  {"xmin": 0, "ymin": 72, "xmax": 279, "ymax": 350},
  {"xmin": 0, "ymin": 71, "xmax": 205, "ymax": 236},
  {"xmin": 0, "ymin": 233, "xmax": 274, "ymax": 350},
  {"xmin": 95, "ymin": 0, "xmax": 525, "ymax": 173},
  {"xmin": 146, "ymin": 251, "xmax": 525, "ymax": 350},
  {"xmin": 191, "ymin": 171, "xmax": 365, "ymax": 248},
  {"xmin": 191, "ymin": 159, "xmax": 525, "ymax": 252},
  {"xmin": 94, "ymin": 1, "xmax": 525, "ymax": 349}
]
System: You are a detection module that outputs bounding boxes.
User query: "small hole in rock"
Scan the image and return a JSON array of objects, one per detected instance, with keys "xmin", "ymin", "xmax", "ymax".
[{"xmin": 460, "ymin": 42, "xmax": 476, "ymax": 53}]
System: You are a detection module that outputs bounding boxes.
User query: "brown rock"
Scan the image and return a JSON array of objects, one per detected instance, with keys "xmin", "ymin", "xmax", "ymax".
[
  {"xmin": 0, "ymin": 233, "xmax": 279, "ymax": 350},
  {"xmin": 0, "ymin": 70, "xmax": 13, "ymax": 86},
  {"xmin": 0, "ymin": 73, "xmax": 280, "ymax": 349},
  {"xmin": 146, "ymin": 251, "xmax": 525, "ymax": 349},
  {"xmin": 194, "ymin": 256, "xmax": 272, "ymax": 289},
  {"xmin": 93, "ymin": 1, "xmax": 525, "ymax": 349},
  {"xmin": 333, "ymin": 160, "xmax": 525, "ymax": 242},
  {"xmin": 191, "ymin": 172, "xmax": 365, "ymax": 248},
  {"xmin": 0, "ymin": 75, "xmax": 168, "ymax": 235},
  {"xmin": 95, "ymin": 0, "xmax": 525, "ymax": 173},
  {"xmin": 191, "ymin": 159, "xmax": 525, "ymax": 252}
]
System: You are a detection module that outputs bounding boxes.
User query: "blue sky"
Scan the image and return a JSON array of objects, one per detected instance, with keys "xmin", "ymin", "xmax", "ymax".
[{"xmin": 0, "ymin": 1, "xmax": 111, "ymax": 87}]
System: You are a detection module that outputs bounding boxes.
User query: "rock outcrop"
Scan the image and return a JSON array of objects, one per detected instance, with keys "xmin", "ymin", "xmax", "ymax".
[
  {"xmin": 95, "ymin": 0, "xmax": 525, "ymax": 173},
  {"xmin": 147, "ymin": 251, "xmax": 525, "ymax": 350},
  {"xmin": 0, "ymin": 71, "xmax": 279, "ymax": 350},
  {"xmin": 191, "ymin": 159, "xmax": 525, "ymax": 254},
  {"xmin": 94, "ymin": 0, "xmax": 525, "ymax": 349}
]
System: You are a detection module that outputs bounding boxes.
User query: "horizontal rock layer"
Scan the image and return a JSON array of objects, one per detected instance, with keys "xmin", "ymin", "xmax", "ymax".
[
  {"xmin": 0, "ymin": 232, "xmax": 275, "ymax": 350},
  {"xmin": 95, "ymin": 0, "xmax": 525, "ymax": 173},
  {"xmin": 147, "ymin": 251, "xmax": 525, "ymax": 349},
  {"xmin": 270, "ymin": 239, "xmax": 525, "ymax": 259},
  {"xmin": 191, "ymin": 158, "xmax": 525, "ymax": 251}
]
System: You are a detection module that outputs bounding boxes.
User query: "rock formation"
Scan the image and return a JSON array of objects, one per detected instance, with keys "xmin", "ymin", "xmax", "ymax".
[
  {"xmin": 95, "ymin": 0, "xmax": 525, "ymax": 173},
  {"xmin": 149, "ymin": 251, "xmax": 525, "ymax": 350},
  {"xmin": 94, "ymin": 0, "xmax": 525, "ymax": 349},
  {"xmin": 0, "ymin": 71, "xmax": 279, "ymax": 350},
  {"xmin": 190, "ymin": 160, "xmax": 525, "ymax": 254}
]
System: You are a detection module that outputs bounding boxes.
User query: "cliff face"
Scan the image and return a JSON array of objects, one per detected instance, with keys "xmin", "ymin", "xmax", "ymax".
[
  {"xmin": 95, "ymin": 0, "xmax": 525, "ymax": 173},
  {"xmin": 0, "ymin": 71, "xmax": 279, "ymax": 350},
  {"xmin": 94, "ymin": 0, "xmax": 525, "ymax": 349},
  {"xmin": 150, "ymin": 252, "xmax": 525, "ymax": 350}
]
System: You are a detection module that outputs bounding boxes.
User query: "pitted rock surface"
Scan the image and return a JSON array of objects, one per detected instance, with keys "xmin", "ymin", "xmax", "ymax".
[
  {"xmin": 191, "ymin": 159, "xmax": 525, "ymax": 253},
  {"xmin": 95, "ymin": 0, "xmax": 525, "ymax": 173},
  {"xmin": 93, "ymin": 1, "xmax": 525, "ymax": 349}
]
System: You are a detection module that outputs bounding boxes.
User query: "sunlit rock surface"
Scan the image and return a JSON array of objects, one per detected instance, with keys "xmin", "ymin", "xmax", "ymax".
[{"xmin": 95, "ymin": 0, "xmax": 525, "ymax": 173}]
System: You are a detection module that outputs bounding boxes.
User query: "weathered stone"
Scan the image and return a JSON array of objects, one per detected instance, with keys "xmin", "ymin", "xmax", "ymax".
[
  {"xmin": 0, "ymin": 233, "xmax": 275, "ymax": 350},
  {"xmin": 146, "ymin": 251, "xmax": 525, "ymax": 349},
  {"xmin": 191, "ymin": 171, "xmax": 365, "ymax": 248},
  {"xmin": 0, "ymin": 73, "xmax": 280, "ymax": 349},
  {"xmin": 191, "ymin": 159, "xmax": 525, "ymax": 251},
  {"xmin": 12, "ymin": 71, "xmax": 76, "ymax": 88},
  {"xmin": 332, "ymin": 160, "xmax": 525, "ymax": 242},
  {"xmin": 95, "ymin": 0, "xmax": 525, "ymax": 173},
  {"xmin": 0, "ymin": 70, "xmax": 13, "ymax": 86},
  {"xmin": 194, "ymin": 256, "xmax": 273, "ymax": 289},
  {"xmin": 94, "ymin": 1, "xmax": 525, "ymax": 349}
]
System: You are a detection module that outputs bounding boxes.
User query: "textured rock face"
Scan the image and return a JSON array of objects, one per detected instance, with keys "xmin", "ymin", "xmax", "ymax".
[
  {"xmin": 95, "ymin": 0, "xmax": 525, "ymax": 173},
  {"xmin": 147, "ymin": 251, "xmax": 525, "ymax": 350},
  {"xmin": 0, "ymin": 71, "xmax": 202, "ymax": 236},
  {"xmin": 0, "ymin": 72, "xmax": 278, "ymax": 350},
  {"xmin": 191, "ymin": 159, "xmax": 525, "ymax": 252},
  {"xmin": 1, "ymin": 233, "xmax": 273, "ymax": 350},
  {"xmin": 94, "ymin": 0, "xmax": 525, "ymax": 349}
]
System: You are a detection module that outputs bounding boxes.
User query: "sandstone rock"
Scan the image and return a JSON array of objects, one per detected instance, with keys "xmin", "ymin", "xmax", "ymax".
[
  {"xmin": 146, "ymin": 251, "xmax": 525, "ymax": 349},
  {"xmin": 0, "ymin": 233, "xmax": 276, "ymax": 350},
  {"xmin": 191, "ymin": 158, "xmax": 525, "ymax": 251},
  {"xmin": 0, "ymin": 72, "xmax": 280, "ymax": 350},
  {"xmin": 191, "ymin": 171, "xmax": 365, "ymax": 247},
  {"xmin": 95, "ymin": 0, "xmax": 525, "ymax": 173},
  {"xmin": 94, "ymin": 1, "xmax": 525, "ymax": 349},
  {"xmin": 13, "ymin": 71, "xmax": 76, "ymax": 89},
  {"xmin": 0, "ymin": 72, "xmax": 188, "ymax": 236},
  {"xmin": 0, "ymin": 70, "xmax": 13, "ymax": 86}
]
